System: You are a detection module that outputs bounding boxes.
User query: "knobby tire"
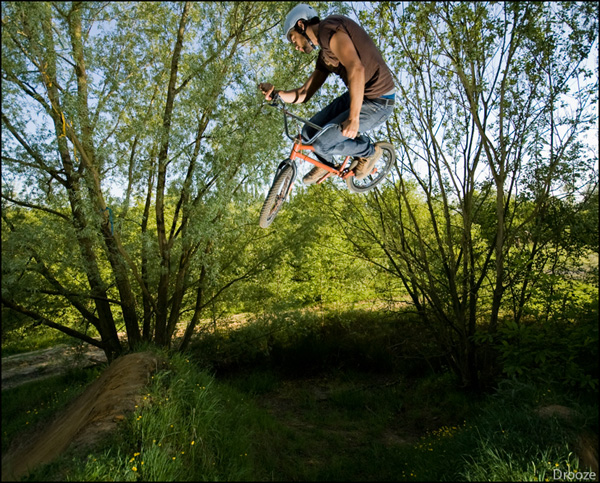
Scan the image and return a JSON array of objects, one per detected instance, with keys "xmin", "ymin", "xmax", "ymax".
[
  {"xmin": 346, "ymin": 141, "xmax": 395, "ymax": 193},
  {"xmin": 259, "ymin": 164, "xmax": 294, "ymax": 228}
]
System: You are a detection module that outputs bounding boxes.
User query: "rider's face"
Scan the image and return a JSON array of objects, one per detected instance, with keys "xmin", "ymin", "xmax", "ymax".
[{"xmin": 289, "ymin": 29, "xmax": 314, "ymax": 54}]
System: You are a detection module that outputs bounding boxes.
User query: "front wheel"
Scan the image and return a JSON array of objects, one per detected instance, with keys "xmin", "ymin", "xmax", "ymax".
[
  {"xmin": 259, "ymin": 164, "xmax": 295, "ymax": 228},
  {"xmin": 346, "ymin": 141, "xmax": 395, "ymax": 193}
]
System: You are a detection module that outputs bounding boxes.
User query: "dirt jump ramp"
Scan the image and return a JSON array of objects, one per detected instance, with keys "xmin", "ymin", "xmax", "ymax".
[{"xmin": 2, "ymin": 351, "xmax": 163, "ymax": 481}]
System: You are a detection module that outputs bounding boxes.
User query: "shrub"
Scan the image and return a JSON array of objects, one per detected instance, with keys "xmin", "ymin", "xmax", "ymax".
[{"xmin": 495, "ymin": 303, "xmax": 599, "ymax": 391}]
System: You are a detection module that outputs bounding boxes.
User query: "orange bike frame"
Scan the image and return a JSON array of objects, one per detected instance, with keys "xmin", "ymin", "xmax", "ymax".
[
  {"xmin": 269, "ymin": 93, "xmax": 356, "ymax": 184},
  {"xmin": 288, "ymin": 135, "xmax": 354, "ymax": 184}
]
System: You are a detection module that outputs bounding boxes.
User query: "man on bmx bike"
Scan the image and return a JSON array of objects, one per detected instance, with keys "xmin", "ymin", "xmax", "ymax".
[{"xmin": 259, "ymin": 3, "xmax": 396, "ymax": 185}]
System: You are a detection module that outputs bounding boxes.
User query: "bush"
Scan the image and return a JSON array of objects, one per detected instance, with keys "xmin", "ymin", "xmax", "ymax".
[{"xmin": 495, "ymin": 302, "xmax": 599, "ymax": 391}]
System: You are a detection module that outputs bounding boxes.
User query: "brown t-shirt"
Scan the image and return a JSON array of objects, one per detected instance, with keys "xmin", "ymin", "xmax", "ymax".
[{"xmin": 315, "ymin": 15, "xmax": 395, "ymax": 99}]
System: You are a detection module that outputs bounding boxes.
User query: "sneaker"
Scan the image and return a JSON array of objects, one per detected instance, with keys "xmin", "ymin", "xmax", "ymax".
[
  {"xmin": 303, "ymin": 166, "xmax": 328, "ymax": 185},
  {"xmin": 354, "ymin": 145, "xmax": 382, "ymax": 180}
]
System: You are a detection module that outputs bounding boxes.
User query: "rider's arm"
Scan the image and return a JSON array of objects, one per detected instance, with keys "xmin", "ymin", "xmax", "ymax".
[
  {"xmin": 329, "ymin": 30, "xmax": 365, "ymax": 139},
  {"xmin": 283, "ymin": 69, "xmax": 329, "ymax": 104},
  {"xmin": 261, "ymin": 69, "xmax": 328, "ymax": 104}
]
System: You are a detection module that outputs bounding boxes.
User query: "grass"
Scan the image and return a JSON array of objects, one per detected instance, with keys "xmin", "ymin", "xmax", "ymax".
[
  {"xmin": 14, "ymin": 349, "xmax": 267, "ymax": 482},
  {"xmin": 2, "ymin": 307, "xmax": 598, "ymax": 481},
  {"xmin": 228, "ymin": 368, "xmax": 597, "ymax": 481},
  {"xmin": 1, "ymin": 365, "xmax": 104, "ymax": 454}
]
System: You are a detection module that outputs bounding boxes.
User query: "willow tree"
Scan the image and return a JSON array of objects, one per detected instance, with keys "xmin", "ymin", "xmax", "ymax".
[
  {"xmin": 1, "ymin": 1, "xmax": 294, "ymax": 360},
  {"xmin": 333, "ymin": 1, "xmax": 598, "ymax": 387}
]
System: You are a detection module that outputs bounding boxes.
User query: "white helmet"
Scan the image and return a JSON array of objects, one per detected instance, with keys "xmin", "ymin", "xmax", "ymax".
[{"xmin": 282, "ymin": 4, "xmax": 319, "ymax": 41}]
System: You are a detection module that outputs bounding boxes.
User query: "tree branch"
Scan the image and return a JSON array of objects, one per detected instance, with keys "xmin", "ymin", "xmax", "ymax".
[
  {"xmin": 2, "ymin": 194, "xmax": 70, "ymax": 220},
  {"xmin": 1, "ymin": 297, "xmax": 105, "ymax": 349}
]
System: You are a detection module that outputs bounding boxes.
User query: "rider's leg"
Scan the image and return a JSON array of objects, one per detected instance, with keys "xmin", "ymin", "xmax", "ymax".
[
  {"xmin": 302, "ymin": 92, "xmax": 394, "ymax": 164},
  {"xmin": 302, "ymin": 93, "xmax": 349, "ymax": 143},
  {"xmin": 301, "ymin": 93, "xmax": 350, "ymax": 184}
]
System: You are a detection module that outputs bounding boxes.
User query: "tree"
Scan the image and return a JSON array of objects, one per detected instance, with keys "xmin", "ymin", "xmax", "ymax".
[
  {"xmin": 335, "ymin": 1, "xmax": 598, "ymax": 387},
  {"xmin": 1, "ymin": 1, "xmax": 295, "ymax": 360}
]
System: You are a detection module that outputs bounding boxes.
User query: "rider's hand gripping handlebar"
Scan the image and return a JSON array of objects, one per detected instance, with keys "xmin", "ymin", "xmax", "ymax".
[{"xmin": 269, "ymin": 90, "xmax": 281, "ymax": 105}]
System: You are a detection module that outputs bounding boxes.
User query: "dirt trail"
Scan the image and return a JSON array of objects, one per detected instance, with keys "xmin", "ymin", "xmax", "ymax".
[
  {"xmin": 2, "ymin": 344, "xmax": 108, "ymax": 391},
  {"xmin": 1, "ymin": 351, "xmax": 163, "ymax": 482}
]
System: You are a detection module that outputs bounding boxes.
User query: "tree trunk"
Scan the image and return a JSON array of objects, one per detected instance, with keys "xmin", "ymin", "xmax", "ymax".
[
  {"xmin": 67, "ymin": 4, "xmax": 141, "ymax": 348},
  {"xmin": 155, "ymin": 2, "xmax": 191, "ymax": 346},
  {"xmin": 33, "ymin": 6, "xmax": 122, "ymax": 361}
]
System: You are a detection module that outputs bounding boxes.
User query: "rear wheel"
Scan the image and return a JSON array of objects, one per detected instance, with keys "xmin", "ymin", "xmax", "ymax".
[
  {"xmin": 259, "ymin": 164, "xmax": 295, "ymax": 228},
  {"xmin": 346, "ymin": 142, "xmax": 395, "ymax": 193}
]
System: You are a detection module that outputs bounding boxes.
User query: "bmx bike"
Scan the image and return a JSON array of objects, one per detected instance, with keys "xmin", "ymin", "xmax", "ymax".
[{"xmin": 259, "ymin": 93, "xmax": 396, "ymax": 228}]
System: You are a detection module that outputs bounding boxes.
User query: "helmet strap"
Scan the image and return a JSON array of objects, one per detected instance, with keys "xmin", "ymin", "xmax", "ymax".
[
  {"xmin": 302, "ymin": 30, "xmax": 316, "ymax": 50},
  {"xmin": 296, "ymin": 21, "xmax": 316, "ymax": 50}
]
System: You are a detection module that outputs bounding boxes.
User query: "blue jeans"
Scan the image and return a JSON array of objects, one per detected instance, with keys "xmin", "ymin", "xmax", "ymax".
[{"xmin": 301, "ymin": 91, "xmax": 394, "ymax": 164}]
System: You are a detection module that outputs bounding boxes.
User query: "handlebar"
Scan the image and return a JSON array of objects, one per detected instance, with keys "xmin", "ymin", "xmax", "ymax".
[
  {"xmin": 267, "ymin": 91, "xmax": 337, "ymax": 143},
  {"xmin": 268, "ymin": 92, "xmax": 323, "ymax": 130},
  {"xmin": 262, "ymin": 87, "xmax": 371, "ymax": 162}
]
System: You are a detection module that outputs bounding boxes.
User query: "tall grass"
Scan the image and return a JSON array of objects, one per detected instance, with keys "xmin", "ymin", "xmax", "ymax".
[
  {"xmin": 2, "ymin": 307, "xmax": 597, "ymax": 481},
  {"xmin": 394, "ymin": 379, "xmax": 597, "ymax": 481},
  {"xmin": 20, "ymin": 349, "xmax": 270, "ymax": 481}
]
